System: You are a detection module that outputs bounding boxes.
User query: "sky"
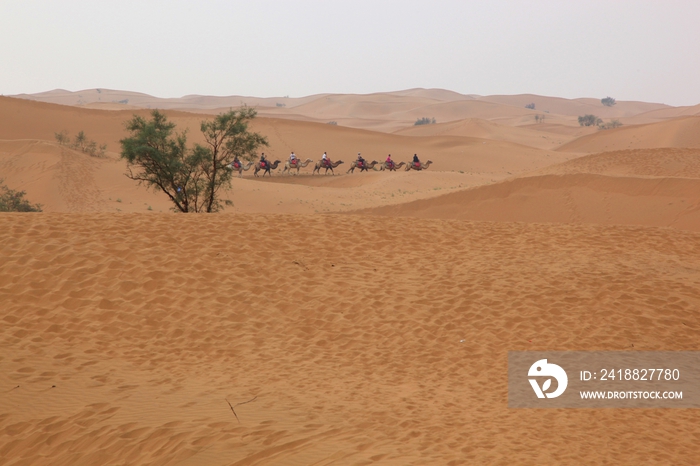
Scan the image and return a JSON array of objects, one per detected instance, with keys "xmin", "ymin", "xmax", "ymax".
[{"xmin": 1, "ymin": 0, "xmax": 699, "ymax": 106}]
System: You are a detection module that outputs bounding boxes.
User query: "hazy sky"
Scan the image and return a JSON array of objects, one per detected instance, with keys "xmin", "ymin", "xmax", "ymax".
[{"xmin": 2, "ymin": 1, "xmax": 699, "ymax": 105}]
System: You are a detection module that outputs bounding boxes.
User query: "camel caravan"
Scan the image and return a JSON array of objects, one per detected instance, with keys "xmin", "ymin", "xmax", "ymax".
[{"xmin": 228, "ymin": 151, "xmax": 432, "ymax": 177}]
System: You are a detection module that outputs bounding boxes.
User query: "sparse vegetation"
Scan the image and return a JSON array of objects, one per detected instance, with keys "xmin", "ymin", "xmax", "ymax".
[
  {"xmin": 525, "ymin": 103, "xmax": 536, "ymax": 109},
  {"xmin": 327, "ymin": 121, "xmax": 338, "ymax": 125},
  {"xmin": 599, "ymin": 119, "xmax": 623, "ymax": 130},
  {"xmin": 601, "ymin": 96, "xmax": 616, "ymax": 107},
  {"xmin": 535, "ymin": 114, "xmax": 546, "ymax": 123},
  {"xmin": 55, "ymin": 130, "xmax": 107, "ymax": 157},
  {"xmin": 120, "ymin": 108, "xmax": 268, "ymax": 213},
  {"xmin": 276, "ymin": 102, "xmax": 286, "ymax": 107},
  {"xmin": 578, "ymin": 114, "xmax": 602, "ymax": 127},
  {"xmin": 0, "ymin": 179, "xmax": 42, "ymax": 212},
  {"xmin": 414, "ymin": 117, "xmax": 436, "ymax": 126}
]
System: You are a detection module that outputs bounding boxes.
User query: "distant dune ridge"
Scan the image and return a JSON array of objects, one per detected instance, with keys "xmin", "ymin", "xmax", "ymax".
[{"xmin": 1, "ymin": 89, "xmax": 699, "ymax": 463}]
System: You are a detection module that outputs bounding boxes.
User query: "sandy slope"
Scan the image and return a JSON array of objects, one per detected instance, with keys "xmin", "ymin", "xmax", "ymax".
[
  {"xmin": 361, "ymin": 148, "xmax": 700, "ymax": 231},
  {"xmin": 393, "ymin": 118, "xmax": 579, "ymax": 150},
  {"xmin": 479, "ymin": 94, "xmax": 669, "ymax": 118},
  {"xmin": 362, "ymin": 173, "xmax": 700, "ymax": 231},
  {"xmin": 557, "ymin": 117, "xmax": 700, "ymax": 153},
  {"xmin": 621, "ymin": 103, "xmax": 700, "ymax": 125},
  {"xmin": 1, "ymin": 213, "xmax": 698, "ymax": 465}
]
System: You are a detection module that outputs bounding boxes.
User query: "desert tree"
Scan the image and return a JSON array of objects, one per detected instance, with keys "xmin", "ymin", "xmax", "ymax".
[
  {"xmin": 120, "ymin": 111, "xmax": 201, "ymax": 212},
  {"xmin": 195, "ymin": 107, "xmax": 268, "ymax": 212},
  {"xmin": 601, "ymin": 96, "xmax": 616, "ymax": 107},
  {"xmin": 120, "ymin": 108, "xmax": 267, "ymax": 213}
]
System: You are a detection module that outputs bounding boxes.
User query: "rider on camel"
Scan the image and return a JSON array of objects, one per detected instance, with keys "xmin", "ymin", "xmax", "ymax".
[
  {"xmin": 289, "ymin": 151, "xmax": 297, "ymax": 165},
  {"xmin": 260, "ymin": 153, "xmax": 267, "ymax": 168},
  {"xmin": 357, "ymin": 152, "xmax": 365, "ymax": 167},
  {"xmin": 413, "ymin": 153, "xmax": 420, "ymax": 167},
  {"xmin": 232, "ymin": 156, "xmax": 241, "ymax": 169},
  {"xmin": 322, "ymin": 152, "xmax": 330, "ymax": 167},
  {"xmin": 386, "ymin": 154, "xmax": 394, "ymax": 168}
]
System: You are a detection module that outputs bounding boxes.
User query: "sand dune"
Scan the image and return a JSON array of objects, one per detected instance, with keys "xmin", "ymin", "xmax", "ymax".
[
  {"xmin": 11, "ymin": 88, "xmax": 328, "ymax": 111},
  {"xmin": 621, "ymin": 103, "xmax": 700, "ymax": 125},
  {"xmin": 17, "ymin": 89, "xmax": 680, "ymax": 135},
  {"xmin": 393, "ymin": 118, "xmax": 576, "ymax": 150},
  {"xmin": 361, "ymin": 148, "xmax": 700, "ymax": 231},
  {"xmin": 537, "ymin": 148, "xmax": 700, "ymax": 178},
  {"xmin": 361, "ymin": 173, "xmax": 700, "ymax": 231},
  {"xmin": 1, "ymin": 213, "xmax": 698, "ymax": 464},
  {"xmin": 557, "ymin": 117, "xmax": 700, "ymax": 153},
  {"xmin": 479, "ymin": 94, "xmax": 670, "ymax": 118}
]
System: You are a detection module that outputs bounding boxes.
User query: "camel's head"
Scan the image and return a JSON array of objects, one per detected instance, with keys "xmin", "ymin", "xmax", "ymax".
[{"xmin": 337, "ymin": 160, "xmax": 344, "ymax": 164}]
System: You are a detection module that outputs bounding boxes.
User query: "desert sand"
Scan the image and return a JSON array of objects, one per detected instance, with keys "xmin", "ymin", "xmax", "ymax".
[{"xmin": 1, "ymin": 90, "xmax": 699, "ymax": 464}]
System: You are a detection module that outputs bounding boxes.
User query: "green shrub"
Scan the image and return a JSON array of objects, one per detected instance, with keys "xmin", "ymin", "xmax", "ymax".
[
  {"xmin": 578, "ymin": 114, "xmax": 602, "ymax": 127},
  {"xmin": 414, "ymin": 117, "xmax": 436, "ymax": 126},
  {"xmin": 599, "ymin": 119, "xmax": 623, "ymax": 130},
  {"xmin": 55, "ymin": 130, "xmax": 107, "ymax": 157},
  {"xmin": 601, "ymin": 96, "xmax": 616, "ymax": 107},
  {"xmin": 0, "ymin": 179, "xmax": 42, "ymax": 212}
]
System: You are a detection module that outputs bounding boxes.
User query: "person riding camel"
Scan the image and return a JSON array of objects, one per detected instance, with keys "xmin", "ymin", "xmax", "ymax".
[
  {"xmin": 357, "ymin": 152, "xmax": 365, "ymax": 168},
  {"xmin": 289, "ymin": 151, "xmax": 297, "ymax": 166},
  {"xmin": 260, "ymin": 153, "xmax": 267, "ymax": 169},
  {"xmin": 413, "ymin": 153, "xmax": 420, "ymax": 167},
  {"xmin": 386, "ymin": 154, "xmax": 394, "ymax": 168},
  {"xmin": 232, "ymin": 156, "xmax": 241, "ymax": 169},
  {"xmin": 322, "ymin": 152, "xmax": 330, "ymax": 167}
]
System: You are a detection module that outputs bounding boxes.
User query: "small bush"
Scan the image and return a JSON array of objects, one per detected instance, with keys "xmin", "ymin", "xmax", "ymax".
[
  {"xmin": 578, "ymin": 114, "xmax": 602, "ymax": 127},
  {"xmin": 601, "ymin": 96, "xmax": 616, "ymax": 107},
  {"xmin": 276, "ymin": 102, "xmax": 286, "ymax": 107},
  {"xmin": 414, "ymin": 117, "xmax": 436, "ymax": 126},
  {"xmin": 599, "ymin": 119, "xmax": 623, "ymax": 130},
  {"xmin": 0, "ymin": 179, "xmax": 42, "ymax": 212},
  {"xmin": 327, "ymin": 121, "xmax": 338, "ymax": 125},
  {"xmin": 54, "ymin": 130, "xmax": 70, "ymax": 145},
  {"xmin": 55, "ymin": 130, "xmax": 107, "ymax": 157},
  {"xmin": 525, "ymin": 103, "xmax": 536, "ymax": 109}
]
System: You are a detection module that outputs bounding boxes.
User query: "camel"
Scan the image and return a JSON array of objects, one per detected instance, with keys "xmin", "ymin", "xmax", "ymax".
[
  {"xmin": 253, "ymin": 160, "xmax": 281, "ymax": 177},
  {"xmin": 405, "ymin": 160, "xmax": 433, "ymax": 171},
  {"xmin": 312, "ymin": 159, "xmax": 344, "ymax": 175},
  {"xmin": 281, "ymin": 158, "xmax": 313, "ymax": 175},
  {"xmin": 346, "ymin": 160, "xmax": 378, "ymax": 174},
  {"xmin": 379, "ymin": 161, "xmax": 406, "ymax": 171},
  {"xmin": 228, "ymin": 161, "xmax": 254, "ymax": 178}
]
